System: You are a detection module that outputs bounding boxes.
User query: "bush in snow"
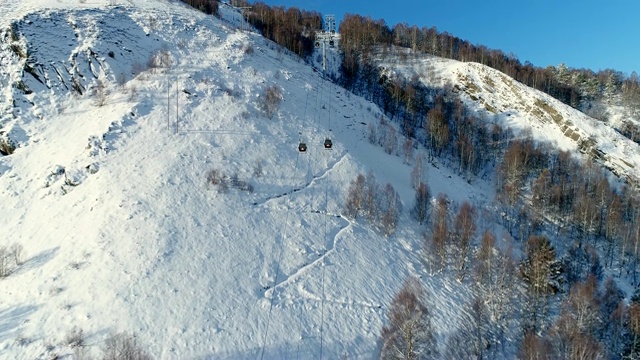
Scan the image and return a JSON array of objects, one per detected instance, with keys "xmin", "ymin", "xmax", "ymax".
[
  {"xmin": 147, "ymin": 49, "xmax": 172, "ymax": 70},
  {"xmin": 102, "ymin": 332, "xmax": 152, "ymax": 360},
  {"xmin": 9, "ymin": 243, "xmax": 23, "ymax": 266},
  {"xmin": 0, "ymin": 243, "xmax": 26, "ymax": 278},
  {"xmin": 253, "ymin": 160, "xmax": 263, "ymax": 177},
  {"xmin": 0, "ymin": 247, "xmax": 9, "ymax": 278},
  {"xmin": 207, "ymin": 169, "xmax": 253, "ymax": 193},
  {"xmin": 260, "ymin": 85, "xmax": 282, "ymax": 119},
  {"xmin": 65, "ymin": 327, "xmax": 85, "ymax": 348},
  {"xmin": 92, "ymin": 78, "xmax": 109, "ymax": 107}
]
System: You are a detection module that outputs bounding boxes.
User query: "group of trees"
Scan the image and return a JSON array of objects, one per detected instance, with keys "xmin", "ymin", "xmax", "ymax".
[
  {"xmin": 351, "ymin": 73, "xmax": 640, "ymax": 358},
  {"xmin": 243, "ymin": 2, "xmax": 321, "ymax": 59},
  {"xmin": 517, "ymin": 276, "xmax": 640, "ymax": 359},
  {"xmin": 496, "ymin": 137, "xmax": 640, "ymax": 282},
  {"xmin": 343, "ymin": 172, "xmax": 401, "ymax": 237},
  {"xmin": 365, "ymin": 91, "xmax": 491, "ymax": 182},
  {"xmin": 178, "ymin": 0, "xmax": 218, "ymax": 15},
  {"xmin": 337, "ymin": 13, "xmax": 640, "ymax": 114},
  {"xmin": 359, "ymin": 98, "xmax": 640, "ymax": 357}
]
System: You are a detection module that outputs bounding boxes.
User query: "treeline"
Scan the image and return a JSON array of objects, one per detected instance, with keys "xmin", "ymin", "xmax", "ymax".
[
  {"xmin": 178, "ymin": 0, "xmax": 219, "ymax": 15},
  {"xmin": 339, "ymin": 13, "xmax": 640, "ymax": 112},
  {"xmin": 180, "ymin": 2, "xmax": 640, "ymax": 128},
  {"xmin": 365, "ymin": 92, "xmax": 494, "ymax": 180},
  {"xmin": 242, "ymin": 1, "xmax": 321, "ymax": 59},
  {"xmin": 380, "ymin": 273, "xmax": 640, "ymax": 359},
  {"xmin": 176, "ymin": 1, "xmax": 321, "ymax": 58}
]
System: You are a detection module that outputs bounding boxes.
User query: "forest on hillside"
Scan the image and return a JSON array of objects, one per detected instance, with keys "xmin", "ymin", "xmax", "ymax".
[
  {"xmin": 180, "ymin": 1, "xmax": 640, "ymax": 138},
  {"xmin": 180, "ymin": 1, "xmax": 640, "ymax": 358}
]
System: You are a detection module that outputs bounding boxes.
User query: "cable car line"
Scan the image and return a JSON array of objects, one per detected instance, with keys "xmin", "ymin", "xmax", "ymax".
[
  {"xmin": 259, "ymin": 150, "xmax": 302, "ymax": 360},
  {"xmin": 261, "ymin": 69, "xmax": 316, "ymax": 359}
]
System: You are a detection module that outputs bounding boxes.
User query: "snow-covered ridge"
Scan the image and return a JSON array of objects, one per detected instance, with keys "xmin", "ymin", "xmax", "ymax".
[{"xmin": 377, "ymin": 54, "xmax": 640, "ymax": 183}]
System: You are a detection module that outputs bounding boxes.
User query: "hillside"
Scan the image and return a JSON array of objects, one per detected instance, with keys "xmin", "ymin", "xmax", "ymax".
[
  {"xmin": 375, "ymin": 51, "xmax": 640, "ymax": 184},
  {"xmin": 0, "ymin": 1, "xmax": 488, "ymax": 358},
  {"xmin": 1, "ymin": 1, "xmax": 638, "ymax": 359}
]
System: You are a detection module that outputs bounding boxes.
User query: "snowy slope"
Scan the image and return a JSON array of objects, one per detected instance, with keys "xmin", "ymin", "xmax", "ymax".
[
  {"xmin": 0, "ymin": 1, "xmax": 487, "ymax": 359},
  {"xmin": 376, "ymin": 52, "xmax": 640, "ymax": 184}
]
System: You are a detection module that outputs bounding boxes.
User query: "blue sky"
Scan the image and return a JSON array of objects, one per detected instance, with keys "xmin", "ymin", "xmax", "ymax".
[{"xmin": 258, "ymin": 0, "xmax": 639, "ymax": 76}]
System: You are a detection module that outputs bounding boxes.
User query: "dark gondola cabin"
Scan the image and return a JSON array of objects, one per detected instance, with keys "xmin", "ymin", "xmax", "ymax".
[
  {"xmin": 324, "ymin": 138, "xmax": 333, "ymax": 149},
  {"xmin": 298, "ymin": 142, "xmax": 307, "ymax": 152}
]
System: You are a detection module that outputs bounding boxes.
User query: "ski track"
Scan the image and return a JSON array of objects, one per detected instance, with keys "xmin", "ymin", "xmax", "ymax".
[
  {"xmin": 297, "ymin": 287, "xmax": 384, "ymax": 311},
  {"xmin": 265, "ymin": 215, "xmax": 350, "ymax": 298},
  {"xmin": 255, "ymin": 150, "xmax": 347, "ymax": 207}
]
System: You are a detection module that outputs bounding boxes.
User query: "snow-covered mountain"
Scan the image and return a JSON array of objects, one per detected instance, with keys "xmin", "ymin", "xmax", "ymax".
[
  {"xmin": 0, "ymin": 1, "xmax": 485, "ymax": 358},
  {"xmin": 1, "ymin": 1, "xmax": 635, "ymax": 359}
]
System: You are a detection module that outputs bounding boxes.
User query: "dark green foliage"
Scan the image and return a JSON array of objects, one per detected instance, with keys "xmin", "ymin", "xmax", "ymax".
[{"xmin": 521, "ymin": 236, "xmax": 563, "ymax": 295}]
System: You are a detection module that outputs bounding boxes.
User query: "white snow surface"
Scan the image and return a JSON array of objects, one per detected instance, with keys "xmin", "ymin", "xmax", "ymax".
[{"xmin": 0, "ymin": 1, "xmax": 486, "ymax": 359}]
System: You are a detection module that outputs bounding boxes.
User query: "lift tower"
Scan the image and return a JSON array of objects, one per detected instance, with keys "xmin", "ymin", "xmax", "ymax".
[{"xmin": 314, "ymin": 15, "xmax": 340, "ymax": 73}]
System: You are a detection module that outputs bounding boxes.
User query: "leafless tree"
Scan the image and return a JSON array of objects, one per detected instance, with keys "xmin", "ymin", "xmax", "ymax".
[
  {"xmin": 380, "ymin": 277, "xmax": 438, "ymax": 359},
  {"xmin": 430, "ymin": 194, "xmax": 449, "ymax": 272},
  {"xmin": 364, "ymin": 171, "xmax": 380, "ymax": 221},
  {"xmin": 402, "ymin": 138, "xmax": 414, "ymax": 164},
  {"xmin": 380, "ymin": 183, "xmax": 400, "ymax": 237},
  {"xmin": 444, "ymin": 297, "xmax": 491, "ymax": 359},
  {"xmin": 93, "ymin": 78, "xmax": 108, "ymax": 107},
  {"xmin": 344, "ymin": 174, "xmax": 366, "ymax": 219},
  {"xmin": 519, "ymin": 331, "xmax": 554, "ymax": 360},
  {"xmin": 368, "ymin": 122, "xmax": 378, "ymax": 145},
  {"xmin": 426, "ymin": 107, "xmax": 449, "ymax": 157},
  {"xmin": 383, "ymin": 124, "xmax": 398, "ymax": 155},
  {"xmin": 410, "ymin": 154, "xmax": 425, "ymax": 190},
  {"xmin": 452, "ymin": 202, "xmax": 476, "ymax": 281},
  {"xmin": 0, "ymin": 246, "xmax": 9, "ymax": 278}
]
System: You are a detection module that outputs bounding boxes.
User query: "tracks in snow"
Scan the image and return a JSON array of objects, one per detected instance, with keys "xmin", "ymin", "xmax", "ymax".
[
  {"xmin": 253, "ymin": 150, "xmax": 347, "ymax": 207},
  {"xmin": 264, "ymin": 215, "xmax": 351, "ymax": 299}
]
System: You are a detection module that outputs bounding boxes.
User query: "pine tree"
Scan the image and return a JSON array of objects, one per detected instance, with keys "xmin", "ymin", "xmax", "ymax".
[
  {"xmin": 520, "ymin": 235, "xmax": 563, "ymax": 332},
  {"xmin": 410, "ymin": 182, "xmax": 430, "ymax": 225}
]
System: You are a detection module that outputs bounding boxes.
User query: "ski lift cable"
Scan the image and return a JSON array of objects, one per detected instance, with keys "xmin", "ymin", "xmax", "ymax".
[
  {"xmin": 324, "ymin": 65, "xmax": 332, "ymax": 136},
  {"xmin": 259, "ymin": 151, "xmax": 302, "ymax": 360},
  {"xmin": 292, "ymin": 72, "xmax": 314, "ymax": 360},
  {"xmin": 319, "ymin": 149, "xmax": 331, "ymax": 359},
  {"xmin": 317, "ymin": 48, "xmax": 333, "ymax": 358}
]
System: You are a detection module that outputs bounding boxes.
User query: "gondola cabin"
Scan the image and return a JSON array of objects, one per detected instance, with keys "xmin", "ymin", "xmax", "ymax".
[
  {"xmin": 298, "ymin": 142, "xmax": 308, "ymax": 152},
  {"xmin": 324, "ymin": 138, "xmax": 333, "ymax": 150}
]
